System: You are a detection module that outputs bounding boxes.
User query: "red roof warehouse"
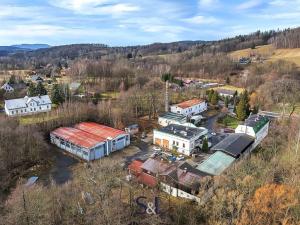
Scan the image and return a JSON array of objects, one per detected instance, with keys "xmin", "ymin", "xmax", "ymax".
[{"xmin": 50, "ymin": 122, "xmax": 130, "ymax": 161}]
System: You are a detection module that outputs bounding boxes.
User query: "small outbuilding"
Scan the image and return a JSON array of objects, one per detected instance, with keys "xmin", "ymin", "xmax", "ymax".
[{"xmin": 158, "ymin": 112, "xmax": 187, "ymax": 127}]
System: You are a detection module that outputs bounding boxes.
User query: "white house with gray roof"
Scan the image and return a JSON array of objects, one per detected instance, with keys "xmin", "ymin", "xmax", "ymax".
[
  {"xmin": 153, "ymin": 124, "xmax": 208, "ymax": 156},
  {"xmin": 4, "ymin": 95, "xmax": 52, "ymax": 116},
  {"xmin": 235, "ymin": 114, "xmax": 269, "ymax": 148}
]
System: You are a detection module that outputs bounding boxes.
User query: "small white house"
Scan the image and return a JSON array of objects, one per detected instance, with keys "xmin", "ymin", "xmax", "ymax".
[
  {"xmin": 170, "ymin": 99, "xmax": 207, "ymax": 117},
  {"xmin": 153, "ymin": 124, "xmax": 208, "ymax": 156},
  {"xmin": 1, "ymin": 83, "xmax": 14, "ymax": 92},
  {"xmin": 158, "ymin": 112, "xmax": 187, "ymax": 127},
  {"xmin": 4, "ymin": 95, "xmax": 52, "ymax": 116},
  {"xmin": 216, "ymin": 89, "xmax": 236, "ymax": 98},
  {"xmin": 235, "ymin": 114, "xmax": 270, "ymax": 148}
]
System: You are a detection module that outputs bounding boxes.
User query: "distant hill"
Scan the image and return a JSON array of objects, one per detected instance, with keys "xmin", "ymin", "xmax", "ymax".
[
  {"xmin": 0, "ymin": 44, "xmax": 50, "ymax": 56},
  {"xmin": 11, "ymin": 44, "xmax": 50, "ymax": 50}
]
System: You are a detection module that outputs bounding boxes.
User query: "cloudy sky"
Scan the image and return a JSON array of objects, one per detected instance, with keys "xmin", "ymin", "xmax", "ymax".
[{"xmin": 0, "ymin": 0, "xmax": 299, "ymax": 46}]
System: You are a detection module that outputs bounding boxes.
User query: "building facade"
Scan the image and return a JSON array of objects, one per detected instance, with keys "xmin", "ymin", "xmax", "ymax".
[
  {"xmin": 153, "ymin": 124, "xmax": 208, "ymax": 156},
  {"xmin": 4, "ymin": 95, "xmax": 52, "ymax": 116},
  {"xmin": 170, "ymin": 99, "xmax": 207, "ymax": 117},
  {"xmin": 235, "ymin": 114, "xmax": 270, "ymax": 148},
  {"xmin": 1, "ymin": 83, "xmax": 14, "ymax": 92}
]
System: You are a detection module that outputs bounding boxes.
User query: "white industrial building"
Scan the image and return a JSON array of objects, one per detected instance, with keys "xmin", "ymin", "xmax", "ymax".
[
  {"xmin": 153, "ymin": 124, "xmax": 208, "ymax": 156},
  {"xmin": 170, "ymin": 99, "xmax": 207, "ymax": 117},
  {"xmin": 235, "ymin": 114, "xmax": 270, "ymax": 148},
  {"xmin": 4, "ymin": 95, "xmax": 52, "ymax": 116}
]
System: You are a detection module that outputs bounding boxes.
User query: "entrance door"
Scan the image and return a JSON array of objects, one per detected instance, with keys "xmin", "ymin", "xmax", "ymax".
[
  {"xmin": 155, "ymin": 138, "xmax": 161, "ymax": 146},
  {"xmin": 162, "ymin": 139, "xmax": 169, "ymax": 149}
]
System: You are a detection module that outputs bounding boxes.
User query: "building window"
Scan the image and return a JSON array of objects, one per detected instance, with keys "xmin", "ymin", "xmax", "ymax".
[
  {"xmin": 30, "ymin": 108, "xmax": 33, "ymax": 111},
  {"xmin": 176, "ymin": 141, "xmax": 179, "ymax": 146},
  {"xmin": 173, "ymin": 140, "xmax": 175, "ymax": 145},
  {"xmin": 34, "ymin": 108, "xmax": 36, "ymax": 111},
  {"xmin": 183, "ymin": 143, "xmax": 185, "ymax": 148},
  {"xmin": 11, "ymin": 111, "xmax": 14, "ymax": 114},
  {"xmin": 24, "ymin": 109, "xmax": 26, "ymax": 112},
  {"xmin": 39, "ymin": 106, "xmax": 42, "ymax": 110}
]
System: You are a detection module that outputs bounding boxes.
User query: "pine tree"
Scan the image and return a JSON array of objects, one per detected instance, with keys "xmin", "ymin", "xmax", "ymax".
[
  {"xmin": 236, "ymin": 97, "xmax": 247, "ymax": 121},
  {"xmin": 224, "ymin": 96, "xmax": 229, "ymax": 108},
  {"xmin": 51, "ymin": 84, "xmax": 65, "ymax": 105},
  {"xmin": 36, "ymin": 82, "xmax": 47, "ymax": 95},
  {"xmin": 207, "ymin": 90, "xmax": 214, "ymax": 102},
  {"xmin": 202, "ymin": 138, "xmax": 209, "ymax": 153},
  {"xmin": 211, "ymin": 91, "xmax": 219, "ymax": 105},
  {"xmin": 28, "ymin": 83, "xmax": 37, "ymax": 97}
]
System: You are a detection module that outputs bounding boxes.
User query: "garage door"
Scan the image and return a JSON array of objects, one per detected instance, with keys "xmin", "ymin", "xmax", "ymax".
[
  {"xmin": 162, "ymin": 139, "xmax": 169, "ymax": 149},
  {"xmin": 155, "ymin": 138, "xmax": 162, "ymax": 146},
  {"xmin": 95, "ymin": 145, "xmax": 105, "ymax": 159}
]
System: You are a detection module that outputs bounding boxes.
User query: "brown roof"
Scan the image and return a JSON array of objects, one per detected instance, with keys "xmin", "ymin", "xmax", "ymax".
[
  {"xmin": 141, "ymin": 158, "xmax": 175, "ymax": 175},
  {"xmin": 137, "ymin": 173, "xmax": 157, "ymax": 187},
  {"xmin": 176, "ymin": 98, "xmax": 204, "ymax": 109}
]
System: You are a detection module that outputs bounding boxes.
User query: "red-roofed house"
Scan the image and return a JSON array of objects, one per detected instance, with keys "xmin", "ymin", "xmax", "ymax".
[
  {"xmin": 75, "ymin": 122, "xmax": 130, "ymax": 154},
  {"xmin": 128, "ymin": 160, "xmax": 143, "ymax": 176},
  {"xmin": 170, "ymin": 98, "xmax": 207, "ymax": 117}
]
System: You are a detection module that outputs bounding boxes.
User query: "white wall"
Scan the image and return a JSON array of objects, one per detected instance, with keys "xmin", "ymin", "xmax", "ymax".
[
  {"xmin": 5, "ymin": 103, "xmax": 51, "ymax": 116},
  {"xmin": 170, "ymin": 102, "xmax": 207, "ymax": 117},
  {"xmin": 161, "ymin": 183, "xmax": 200, "ymax": 203}
]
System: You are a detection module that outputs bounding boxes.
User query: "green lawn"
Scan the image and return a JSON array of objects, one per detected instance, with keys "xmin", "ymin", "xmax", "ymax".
[{"xmin": 218, "ymin": 115, "xmax": 239, "ymax": 129}]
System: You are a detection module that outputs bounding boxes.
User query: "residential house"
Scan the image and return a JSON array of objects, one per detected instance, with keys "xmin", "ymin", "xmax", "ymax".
[
  {"xmin": 4, "ymin": 95, "xmax": 52, "ymax": 116},
  {"xmin": 1, "ymin": 83, "xmax": 14, "ymax": 92},
  {"xmin": 216, "ymin": 89, "xmax": 236, "ymax": 98},
  {"xmin": 30, "ymin": 75, "xmax": 44, "ymax": 83},
  {"xmin": 235, "ymin": 114, "xmax": 270, "ymax": 148},
  {"xmin": 170, "ymin": 98, "xmax": 207, "ymax": 117},
  {"xmin": 51, "ymin": 122, "xmax": 130, "ymax": 161},
  {"xmin": 153, "ymin": 124, "xmax": 208, "ymax": 156},
  {"xmin": 128, "ymin": 158, "xmax": 208, "ymax": 202},
  {"xmin": 158, "ymin": 112, "xmax": 187, "ymax": 127}
]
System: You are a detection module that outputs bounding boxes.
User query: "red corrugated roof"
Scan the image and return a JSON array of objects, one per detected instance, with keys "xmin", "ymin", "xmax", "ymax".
[
  {"xmin": 75, "ymin": 122, "xmax": 126, "ymax": 139},
  {"xmin": 128, "ymin": 160, "xmax": 143, "ymax": 175},
  {"xmin": 176, "ymin": 98, "xmax": 204, "ymax": 109},
  {"xmin": 51, "ymin": 127, "xmax": 105, "ymax": 149},
  {"xmin": 137, "ymin": 173, "xmax": 157, "ymax": 187}
]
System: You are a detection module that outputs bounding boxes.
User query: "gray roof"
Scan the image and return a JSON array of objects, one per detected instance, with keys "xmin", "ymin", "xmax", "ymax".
[
  {"xmin": 159, "ymin": 112, "xmax": 187, "ymax": 123},
  {"xmin": 5, "ymin": 95, "xmax": 52, "ymax": 110},
  {"xmin": 196, "ymin": 151, "xmax": 235, "ymax": 175},
  {"xmin": 31, "ymin": 75, "xmax": 44, "ymax": 82},
  {"xmin": 156, "ymin": 124, "xmax": 207, "ymax": 140},
  {"xmin": 70, "ymin": 82, "xmax": 81, "ymax": 90},
  {"xmin": 244, "ymin": 114, "xmax": 269, "ymax": 133},
  {"xmin": 211, "ymin": 133, "xmax": 254, "ymax": 158}
]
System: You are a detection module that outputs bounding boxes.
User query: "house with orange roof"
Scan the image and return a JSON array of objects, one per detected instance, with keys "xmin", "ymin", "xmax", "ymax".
[{"xmin": 170, "ymin": 98, "xmax": 207, "ymax": 117}]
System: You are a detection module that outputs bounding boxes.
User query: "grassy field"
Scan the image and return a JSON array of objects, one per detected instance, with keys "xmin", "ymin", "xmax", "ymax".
[
  {"xmin": 212, "ymin": 85, "xmax": 245, "ymax": 94},
  {"xmin": 269, "ymin": 103, "xmax": 300, "ymax": 115},
  {"xmin": 229, "ymin": 44, "xmax": 300, "ymax": 66},
  {"xmin": 218, "ymin": 115, "xmax": 239, "ymax": 129},
  {"xmin": 19, "ymin": 113, "xmax": 59, "ymax": 125}
]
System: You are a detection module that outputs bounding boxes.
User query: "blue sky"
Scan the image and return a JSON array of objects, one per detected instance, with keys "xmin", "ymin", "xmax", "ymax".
[{"xmin": 0, "ymin": 0, "xmax": 299, "ymax": 46}]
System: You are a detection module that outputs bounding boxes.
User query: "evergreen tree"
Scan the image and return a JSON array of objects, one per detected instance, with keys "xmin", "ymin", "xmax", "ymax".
[
  {"xmin": 202, "ymin": 138, "xmax": 209, "ymax": 153},
  {"xmin": 8, "ymin": 75, "xmax": 16, "ymax": 85},
  {"xmin": 236, "ymin": 97, "xmax": 247, "ymax": 121},
  {"xmin": 28, "ymin": 83, "xmax": 37, "ymax": 96},
  {"xmin": 226, "ymin": 76, "xmax": 230, "ymax": 84},
  {"xmin": 36, "ymin": 82, "xmax": 47, "ymax": 95},
  {"xmin": 224, "ymin": 96, "xmax": 229, "ymax": 108},
  {"xmin": 207, "ymin": 90, "xmax": 214, "ymax": 102},
  {"xmin": 211, "ymin": 91, "xmax": 219, "ymax": 105},
  {"xmin": 51, "ymin": 84, "xmax": 65, "ymax": 105}
]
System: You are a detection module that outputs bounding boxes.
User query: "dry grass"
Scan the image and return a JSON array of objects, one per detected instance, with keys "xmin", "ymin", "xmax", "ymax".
[
  {"xmin": 212, "ymin": 85, "xmax": 245, "ymax": 94},
  {"xmin": 229, "ymin": 44, "xmax": 300, "ymax": 66}
]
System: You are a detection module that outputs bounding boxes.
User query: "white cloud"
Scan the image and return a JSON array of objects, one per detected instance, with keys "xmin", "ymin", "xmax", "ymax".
[
  {"xmin": 50, "ymin": 0, "xmax": 140, "ymax": 15},
  {"xmin": 0, "ymin": 5, "xmax": 44, "ymax": 18},
  {"xmin": 236, "ymin": 0, "xmax": 262, "ymax": 10},
  {"xmin": 183, "ymin": 15, "xmax": 219, "ymax": 25},
  {"xmin": 198, "ymin": 0, "xmax": 219, "ymax": 8}
]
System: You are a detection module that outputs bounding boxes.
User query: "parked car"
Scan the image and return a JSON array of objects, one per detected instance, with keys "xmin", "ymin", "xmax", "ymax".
[
  {"xmin": 211, "ymin": 132, "xmax": 216, "ymax": 136},
  {"xmin": 153, "ymin": 146, "xmax": 161, "ymax": 151},
  {"xmin": 176, "ymin": 155, "xmax": 185, "ymax": 161}
]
